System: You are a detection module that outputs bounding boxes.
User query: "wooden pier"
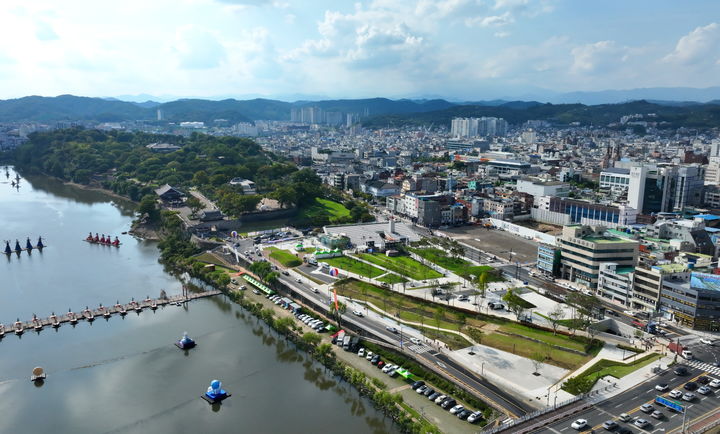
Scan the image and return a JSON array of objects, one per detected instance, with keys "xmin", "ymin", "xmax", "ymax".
[{"xmin": 0, "ymin": 290, "xmax": 222, "ymax": 336}]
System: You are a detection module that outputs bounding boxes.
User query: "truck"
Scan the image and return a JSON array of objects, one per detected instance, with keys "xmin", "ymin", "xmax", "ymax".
[
  {"xmin": 668, "ymin": 342, "xmax": 693, "ymax": 360},
  {"xmin": 342, "ymin": 335, "xmax": 352, "ymax": 351}
]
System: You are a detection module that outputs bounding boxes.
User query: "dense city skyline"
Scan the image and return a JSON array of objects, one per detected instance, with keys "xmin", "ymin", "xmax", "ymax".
[{"xmin": 0, "ymin": 0, "xmax": 719, "ymax": 101}]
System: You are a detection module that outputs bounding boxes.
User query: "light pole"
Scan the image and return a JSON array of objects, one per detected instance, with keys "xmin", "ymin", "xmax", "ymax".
[{"xmin": 481, "ymin": 361, "xmax": 485, "ymax": 376}]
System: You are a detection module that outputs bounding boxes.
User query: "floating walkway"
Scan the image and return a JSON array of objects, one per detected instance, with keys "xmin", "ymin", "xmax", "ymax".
[{"xmin": 0, "ymin": 290, "xmax": 222, "ymax": 337}]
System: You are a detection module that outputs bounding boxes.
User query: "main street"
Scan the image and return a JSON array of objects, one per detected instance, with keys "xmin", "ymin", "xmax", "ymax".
[{"xmin": 538, "ymin": 365, "xmax": 720, "ymax": 433}]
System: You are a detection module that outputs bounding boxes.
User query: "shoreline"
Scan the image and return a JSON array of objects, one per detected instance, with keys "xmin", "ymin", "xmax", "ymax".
[{"xmin": 63, "ymin": 180, "xmax": 137, "ymax": 204}]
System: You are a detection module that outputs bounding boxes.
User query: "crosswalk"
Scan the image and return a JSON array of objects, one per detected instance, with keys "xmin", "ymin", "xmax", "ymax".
[
  {"xmin": 406, "ymin": 344, "xmax": 431, "ymax": 354},
  {"xmin": 685, "ymin": 359, "xmax": 720, "ymax": 376}
]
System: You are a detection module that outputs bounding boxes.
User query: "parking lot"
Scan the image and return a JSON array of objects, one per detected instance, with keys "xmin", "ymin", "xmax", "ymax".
[
  {"xmin": 441, "ymin": 226, "xmax": 539, "ymax": 264},
  {"xmin": 540, "ymin": 365, "xmax": 720, "ymax": 433}
]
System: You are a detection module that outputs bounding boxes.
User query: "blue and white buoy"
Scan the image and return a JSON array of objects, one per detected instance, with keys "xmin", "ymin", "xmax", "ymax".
[
  {"xmin": 175, "ymin": 331, "xmax": 196, "ymax": 350},
  {"xmin": 202, "ymin": 379, "xmax": 230, "ymax": 404}
]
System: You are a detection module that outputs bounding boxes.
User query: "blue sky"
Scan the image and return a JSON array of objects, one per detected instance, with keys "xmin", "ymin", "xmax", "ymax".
[{"xmin": 0, "ymin": 0, "xmax": 718, "ymax": 100}]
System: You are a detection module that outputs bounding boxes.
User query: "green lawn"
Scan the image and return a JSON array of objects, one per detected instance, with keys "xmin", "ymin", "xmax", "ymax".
[
  {"xmin": 267, "ymin": 247, "xmax": 302, "ymax": 267},
  {"xmin": 409, "ymin": 247, "xmax": 502, "ymax": 280},
  {"xmin": 321, "ymin": 256, "xmax": 385, "ymax": 278},
  {"xmin": 562, "ymin": 353, "xmax": 662, "ymax": 394},
  {"xmin": 481, "ymin": 333, "xmax": 591, "ymax": 370},
  {"xmin": 357, "ymin": 253, "xmax": 443, "ymax": 280},
  {"xmin": 499, "ymin": 322, "xmax": 592, "ymax": 353},
  {"xmin": 377, "ymin": 273, "xmax": 409, "ymax": 284},
  {"xmin": 298, "ymin": 198, "xmax": 351, "ymax": 224}
]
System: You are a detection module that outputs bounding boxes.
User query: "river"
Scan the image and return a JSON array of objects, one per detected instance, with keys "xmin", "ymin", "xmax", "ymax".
[{"xmin": 0, "ymin": 169, "xmax": 397, "ymax": 434}]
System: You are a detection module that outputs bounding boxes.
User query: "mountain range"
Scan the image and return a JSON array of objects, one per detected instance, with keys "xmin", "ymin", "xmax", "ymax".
[{"xmin": 0, "ymin": 94, "xmax": 719, "ymax": 128}]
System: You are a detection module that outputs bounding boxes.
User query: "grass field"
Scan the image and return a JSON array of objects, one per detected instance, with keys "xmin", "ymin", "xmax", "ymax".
[
  {"xmin": 409, "ymin": 247, "xmax": 501, "ymax": 279},
  {"xmin": 562, "ymin": 353, "xmax": 661, "ymax": 394},
  {"xmin": 267, "ymin": 247, "xmax": 302, "ymax": 267},
  {"xmin": 336, "ymin": 279, "xmax": 485, "ymax": 332},
  {"xmin": 377, "ymin": 274, "xmax": 409, "ymax": 284},
  {"xmin": 357, "ymin": 253, "xmax": 443, "ymax": 280},
  {"xmin": 321, "ymin": 256, "xmax": 385, "ymax": 278},
  {"xmin": 299, "ymin": 198, "xmax": 351, "ymax": 224},
  {"xmin": 480, "ymin": 332, "xmax": 591, "ymax": 369}
]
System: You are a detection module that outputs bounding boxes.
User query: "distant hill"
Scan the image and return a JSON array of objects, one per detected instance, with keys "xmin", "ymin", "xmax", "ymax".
[
  {"xmin": 362, "ymin": 100, "xmax": 720, "ymax": 129},
  {"xmin": 0, "ymin": 95, "xmax": 149, "ymax": 122},
  {"xmin": 290, "ymin": 97, "xmax": 456, "ymax": 115},
  {"xmin": 1, "ymin": 94, "xmax": 719, "ymax": 127}
]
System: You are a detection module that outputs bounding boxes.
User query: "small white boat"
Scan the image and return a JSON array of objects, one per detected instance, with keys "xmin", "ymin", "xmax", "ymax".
[{"xmin": 14, "ymin": 319, "xmax": 24, "ymax": 335}]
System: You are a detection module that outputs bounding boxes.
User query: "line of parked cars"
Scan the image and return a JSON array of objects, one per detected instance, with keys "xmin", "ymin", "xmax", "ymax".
[{"xmin": 410, "ymin": 380, "xmax": 484, "ymax": 424}]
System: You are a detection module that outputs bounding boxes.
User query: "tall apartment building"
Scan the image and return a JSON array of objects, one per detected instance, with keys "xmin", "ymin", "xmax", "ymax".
[
  {"xmin": 559, "ymin": 225, "xmax": 639, "ymax": 289},
  {"xmin": 627, "ymin": 165, "xmax": 705, "ymax": 214},
  {"xmin": 450, "ymin": 117, "xmax": 507, "ymax": 138}
]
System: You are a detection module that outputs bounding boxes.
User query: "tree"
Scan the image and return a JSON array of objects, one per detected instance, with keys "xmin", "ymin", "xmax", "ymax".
[
  {"xmin": 503, "ymin": 289, "xmax": 528, "ymax": 320},
  {"xmin": 138, "ymin": 195, "xmax": 160, "ymax": 222},
  {"xmin": 249, "ymin": 261, "xmax": 273, "ymax": 280},
  {"xmin": 547, "ymin": 304, "xmax": 565, "ymax": 335},
  {"xmin": 476, "ymin": 272, "xmax": 488, "ymax": 299},
  {"xmin": 302, "ymin": 332, "xmax": 322, "ymax": 347},
  {"xmin": 531, "ymin": 351, "xmax": 545, "ymax": 374},
  {"xmin": 185, "ymin": 196, "xmax": 203, "ymax": 217},
  {"xmin": 434, "ymin": 306, "xmax": 445, "ymax": 332},
  {"xmin": 275, "ymin": 316, "xmax": 295, "ymax": 338},
  {"xmin": 316, "ymin": 343, "xmax": 334, "ymax": 363}
]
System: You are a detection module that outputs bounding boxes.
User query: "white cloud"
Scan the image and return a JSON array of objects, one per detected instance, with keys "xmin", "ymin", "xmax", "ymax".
[
  {"xmin": 663, "ymin": 22, "xmax": 720, "ymax": 65},
  {"xmin": 571, "ymin": 40, "xmax": 628, "ymax": 74},
  {"xmin": 465, "ymin": 12, "xmax": 514, "ymax": 27}
]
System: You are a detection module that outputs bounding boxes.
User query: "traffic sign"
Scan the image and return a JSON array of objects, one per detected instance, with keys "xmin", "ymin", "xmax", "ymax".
[{"xmin": 655, "ymin": 396, "xmax": 684, "ymax": 412}]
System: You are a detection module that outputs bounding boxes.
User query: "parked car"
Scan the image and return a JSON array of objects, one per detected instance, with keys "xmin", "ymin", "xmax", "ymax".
[
  {"xmin": 619, "ymin": 413, "xmax": 632, "ymax": 422},
  {"xmin": 416, "ymin": 385, "xmax": 428, "ymax": 394},
  {"xmin": 449, "ymin": 404, "xmax": 465, "ymax": 415},
  {"xmin": 382, "ymin": 364, "xmax": 395, "ymax": 373},
  {"xmin": 710, "ymin": 379, "xmax": 720, "ymax": 388},
  {"xmin": 428, "ymin": 392, "xmax": 441, "ymax": 401},
  {"xmin": 411, "ymin": 381, "xmax": 425, "ymax": 391},
  {"xmin": 698, "ymin": 376, "xmax": 711, "ymax": 385},
  {"xmin": 674, "ymin": 366, "xmax": 688, "ymax": 376},
  {"xmin": 651, "ymin": 410, "xmax": 663, "ymax": 419},
  {"xmin": 441, "ymin": 398, "xmax": 457, "ymax": 409},
  {"xmin": 616, "ymin": 427, "xmax": 632, "ymax": 434},
  {"xmin": 410, "ymin": 338, "xmax": 422, "ymax": 345},
  {"xmin": 423, "ymin": 387, "xmax": 435, "ymax": 397},
  {"xmin": 682, "ymin": 392, "xmax": 696, "ymax": 401},
  {"xmin": 457, "ymin": 409, "xmax": 472, "ymax": 420},
  {"xmin": 467, "ymin": 411, "xmax": 483, "ymax": 423},
  {"xmin": 434, "ymin": 394, "xmax": 447, "ymax": 404},
  {"xmin": 386, "ymin": 326, "xmax": 398, "ymax": 333},
  {"xmin": 371, "ymin": 354, "xmax": 381, "ymax": 365},
  {"xmin": 376, "ymin": 361, "xmax": 385, "ymax": 370},
  {"xmin": 352, "ymin": 310, "xmax": 364, "ymax": 317},
  {"xmin": 365, "ymin": 351, "xmax": 374, "ymax": 361},
  {"xmin": 253, "ymin": 289, "xmax": 260, "ymax": 295},
  {"xmin": 571, "ymin": 419, "xmax": 588, "ymax": 430},
  {"xmin": 640, "ymin": 403, "xmax": 654, "ymax": 413},
  {"xmin": 684, "ymin": 382, "xmax": 698, "ymax": 391}
]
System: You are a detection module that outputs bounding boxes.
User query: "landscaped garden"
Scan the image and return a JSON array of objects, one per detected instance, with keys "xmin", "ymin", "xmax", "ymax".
[
  {"xmin": 267, "ymin": 247, "xmax": 303, "ymax": 267},
  {"xmin": 321, "ymin": 255, "xmax": 385, "ymax": 278},
  {"xmin": 377, "ymin": 273, "xmax": 409, "ymax": 284},
  {"xmin": 357, "ymin": 253, "xmax": 443, "ymax": 280},
  {"xmin": 334, "ymin": 278, "xmax": 602, "ymax": 370},
  {"xmin": 408, "ymin": 247, "xmax": 503, "ymax": 280},
  {"xmin": 561, "ymin": 353, "xmax": 662, "ymax": 394}
]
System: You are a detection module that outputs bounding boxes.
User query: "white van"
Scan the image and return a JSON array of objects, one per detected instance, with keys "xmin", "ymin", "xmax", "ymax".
[{"xmin": 682, "ymin": 350, "xmax": 693, "ymax": 360}]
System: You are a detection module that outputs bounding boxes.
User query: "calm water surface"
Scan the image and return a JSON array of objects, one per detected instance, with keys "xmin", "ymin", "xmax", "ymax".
[{"xmin": 0, "ymin": 169, "xmax": 396, "ymax": 434}]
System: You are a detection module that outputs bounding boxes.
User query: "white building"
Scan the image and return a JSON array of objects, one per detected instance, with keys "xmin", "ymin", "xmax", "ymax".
[
  {"xmin": 597, "ymin": 263, "xmax": 634, "ymax": 307},
  {"xmin": 515, "ymin": 178, "xmax": 570, "ymax": 198}
]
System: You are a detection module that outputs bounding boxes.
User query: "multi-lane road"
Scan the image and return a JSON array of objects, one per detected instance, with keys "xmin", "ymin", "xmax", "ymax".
[{"xmin": 538, "ymin": 366, "xmax": 720, "ymax": 433}]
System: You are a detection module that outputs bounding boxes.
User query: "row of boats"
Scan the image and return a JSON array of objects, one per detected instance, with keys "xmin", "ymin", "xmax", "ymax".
[
  {"xmin": 0, "ymin": 297, "xmax": 169, "ymax": 337},
  {"xmin": 4, "ymin": 237, "xmax": 45, "ymax": 255},
  {"xmin": 84, "ymin": 233, "xmax": 121, "ymax": 247}
]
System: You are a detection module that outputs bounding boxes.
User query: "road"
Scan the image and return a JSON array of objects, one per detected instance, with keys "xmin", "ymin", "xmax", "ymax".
[{"xmin": 538, "ymin": 366, "xmax": 720, "ymax": 434}]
